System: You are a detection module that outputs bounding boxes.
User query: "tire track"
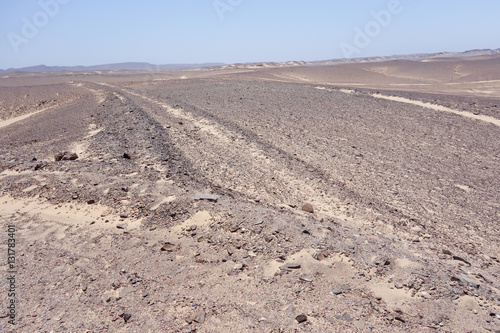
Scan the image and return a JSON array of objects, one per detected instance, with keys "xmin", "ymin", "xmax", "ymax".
[{"xmin": 103, "ymin": 84, "xmax": 356, "ymax": 221}]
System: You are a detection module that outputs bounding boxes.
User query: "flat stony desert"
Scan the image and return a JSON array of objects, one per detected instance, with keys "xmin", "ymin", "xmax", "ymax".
[{"xmin": 0, "ymin": 55, "xmax": 499, "ymax": 332}]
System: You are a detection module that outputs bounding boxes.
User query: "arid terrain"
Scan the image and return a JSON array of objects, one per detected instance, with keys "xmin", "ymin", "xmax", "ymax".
[{"xmin": 1, "ymin": 54, "xmax": 500, "ymax": 332}]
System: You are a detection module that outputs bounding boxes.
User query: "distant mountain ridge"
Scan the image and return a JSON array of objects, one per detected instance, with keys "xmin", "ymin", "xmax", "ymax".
[
  {"xmin": 1, "ymin": 48, "xmax": 499, "ymax": 73},
  {"xmin": 0, "ymin": 62, "xmax": 225, "ymax": 73}
]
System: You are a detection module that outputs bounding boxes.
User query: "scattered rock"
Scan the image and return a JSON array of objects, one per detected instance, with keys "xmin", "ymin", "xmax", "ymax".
[
  {"xmin": 161, "ymin": 242, "xmax": 175, "ymax": 252},
  {"xmin": 168, "ymin": 266, "xmax": 186, "ymax": 275},
  {"xmin": 121, "ymin": 186, "xmax": 129, "ymax": 192},
  {"xmin": 316, "ymin": 251, "xmax": 328, "ymax": 261},
  {"xmin": 411, "ymin": 271, "xmax": 429, "ymax": 278},
  {"xmin": 54, "ymin": 152, "xmax": 78, "ymax": 161},
  {"xmin": 335, "ymin": 314, "xmax": 353, "ymax": 322},
  {"xmin": 453, "ymin": 274, "xmax": 481, "ymax": 288},
  {"xmin": 34, "ymin": 163, "xmax": 44, "ymax": 171},
  {"xmin": 420, "ymin": 291, "xmax": 431, "ymax": 299},
  {"xmin": 229, "ymin": 225, "xmax": 240, "ymax": 233},
  {"xmin": 193, "ymin": 309, "xmax": 206, "ymax": 324},
  {"xmin": 442, "ymin": 249, "xmax": 452, "ymax": 255},
  {"xmin": 117, "ymin": 287, "xmax": 135, "ymax": 300},
  {"xmin": 331, "ymin": 289, "xmax": 343, "ymax": 295},
  {"xmin": 123, "ymin": 153, "xmax": 132, "ymax": 159},
  {"xmin": 280, "ymin": 263, "xmax": 301, "ymax": 270},
  {"xmin": 119, "ymin": 312, "xmax": 132, "ymax": 323},
  {"xmin": 302, "ymin": 203, "xmax": 314, "ymax": 213},
  {"xmin": 295, "ymin": 314, "xmax": 307, "ymax": 323},
  {"xmin": 299, "ymin": 276, "xmax": 313, "ymax": 282},
  {"xmin": 194, "ymin": 192, "xmax": 218, "ymax": 202},
  {"xmin": 87, "ymin": 199, "xmax": 95, "ymax": 205},
  {"xmin": 116, "ymin": 222, "xmax": 128, "ymax": 229},
  {"xmin": 453, "ymin": 255, "xmax": 471, "ymax": 266}
]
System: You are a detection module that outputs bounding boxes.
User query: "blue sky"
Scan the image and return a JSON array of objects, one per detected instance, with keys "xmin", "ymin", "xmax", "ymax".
[{"xmin": 1, "ymin": 0, "xmax": 499, "ymax": 69}]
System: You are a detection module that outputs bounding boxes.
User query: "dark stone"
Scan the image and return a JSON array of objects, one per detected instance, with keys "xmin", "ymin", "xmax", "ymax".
[
  {"xmin": 452, "ymin": 256, "xmax": 471, "ymax": 266},
  {"xmin": 296, "ymin": 314, "xmax": 307, "ymax": 323},
  {"xmin": 119, "ymin": 313, "xmax": 132, "ymax": 323},
  {"xmin": 54, "ymin": 152, "xmax": 78, "ymax": 161}
]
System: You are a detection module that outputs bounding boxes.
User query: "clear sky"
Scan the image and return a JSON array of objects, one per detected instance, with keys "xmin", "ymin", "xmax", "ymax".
[{"xmin": 1, "ymin": 0, "xmax": 499, "ymax": 69}]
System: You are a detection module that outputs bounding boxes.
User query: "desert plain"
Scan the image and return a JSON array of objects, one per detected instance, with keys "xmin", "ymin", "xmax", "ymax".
[{"xmin": 0, "ymin": 52, "xmax": 499, "ymax": 332}]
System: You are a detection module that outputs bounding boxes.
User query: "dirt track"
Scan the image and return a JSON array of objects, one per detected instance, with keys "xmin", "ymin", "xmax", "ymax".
[{"xmin": 0, "ymin": 61, "xmax": 500, "ymax": 332}]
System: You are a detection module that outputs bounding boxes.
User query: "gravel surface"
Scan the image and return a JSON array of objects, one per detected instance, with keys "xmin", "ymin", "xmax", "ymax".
[{"xmin": 0, "ymin": 65, "xmax": 499, "ymax": 332}]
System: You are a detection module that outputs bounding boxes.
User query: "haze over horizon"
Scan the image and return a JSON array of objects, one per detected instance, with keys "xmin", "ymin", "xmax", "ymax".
[{"xmin": 1, "ymin": 0, "xmax": 499, "ymax": 69}]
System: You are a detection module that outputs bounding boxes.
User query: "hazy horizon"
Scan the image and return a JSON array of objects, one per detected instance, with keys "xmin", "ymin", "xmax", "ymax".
[{"xmin": 1, "ymin": 0, "xmax": 500, "ymax": 69}]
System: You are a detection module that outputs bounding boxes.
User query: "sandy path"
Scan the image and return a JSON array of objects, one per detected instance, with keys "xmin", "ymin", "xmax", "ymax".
[
  {"xmin": 370, "ymin": 93, "xmax": 500, "ymax": 127},
  {"xmin": 0, "ymin": 107, "xmax": 51, "ymax": 129}
]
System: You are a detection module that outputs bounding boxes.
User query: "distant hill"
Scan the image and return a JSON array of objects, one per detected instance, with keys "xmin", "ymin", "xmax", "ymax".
[
  {"xmin": 1, "ymin": 48, "xmax": 499, "ymax": 73},
  {"xmin": 0, "ymin": 62, "xmax": 225, "ymax": 73},
  {"xmin": 216, "ymin": 49, "xmax": 500, "ymax": 70}
]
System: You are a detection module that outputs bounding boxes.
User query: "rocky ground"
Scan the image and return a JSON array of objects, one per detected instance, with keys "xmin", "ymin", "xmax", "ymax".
[{"xmin": 0, "ymin": 67, "xmax": 499, "ymax": 332}]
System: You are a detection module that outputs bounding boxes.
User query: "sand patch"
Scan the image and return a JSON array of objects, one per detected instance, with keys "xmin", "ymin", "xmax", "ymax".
[
  {"xmin": 396, "ymin": 257, "xmax": 421, "ymax": 269},
  {"xmin": 150, "ymin": 196, "xmax": 176, "ymax": 210},
  {"xmin": 455, "ymin": 184, "xmax": 472, "ymax": 193},
  {"xmin": 0, "ymin": 195, "xmax": 122, "ymax": 231},
  {"xmin": 368, "ymin": 282, "xmax": 413, "ymax": 310},
  {"xmin": 22, "ymin": 184, "xmax": 39, "ymax": 192},
  {"xmin": 339, "ymin": 89, "xmax": 356, "ymax": 94},
  {"xmin": 171, "ymin": 211, "xmax": 212, "ymax": 235},
  {"xmin": 456, "ymin": 295, "xmax": 481, "ymax": 311},
  {"xmin": 262, "ymin": 248, "xmax": 355, "ymax": 277}
]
